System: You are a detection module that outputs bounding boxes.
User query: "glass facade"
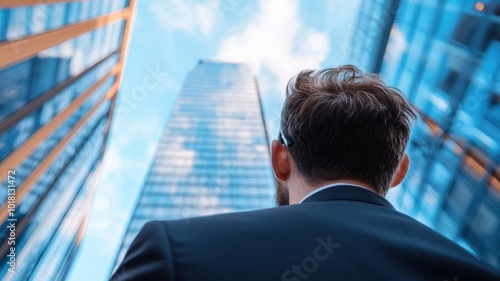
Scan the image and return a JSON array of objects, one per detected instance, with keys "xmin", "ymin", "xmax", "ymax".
[
  {"xmin": 349, "ymin": 0, "xmax": 400, "ymax": 72},
  {"xmin": 0, "ymin": 1, "xmax": 134, "ymax": 280},
  {"xmin": 351, "ymin": 0, "xmax": 500, "ymax": 268},
  {"xmin": 111, "ymin": 61, "xmax": 275, "ymax": 273},
  {"xmin": 0, "ymin": 0, "xmax": 128, "ymax": 42}
]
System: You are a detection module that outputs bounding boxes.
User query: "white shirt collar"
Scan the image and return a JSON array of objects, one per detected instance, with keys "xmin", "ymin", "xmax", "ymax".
[{"xmin": 299, "ymin": 182, "xmax": 375, "ymax": 204}]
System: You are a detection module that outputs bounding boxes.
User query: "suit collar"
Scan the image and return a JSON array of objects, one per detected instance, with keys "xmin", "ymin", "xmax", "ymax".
[{"xmin": 300, "ymin": 185, "xmax": 395, "ymax": 209}]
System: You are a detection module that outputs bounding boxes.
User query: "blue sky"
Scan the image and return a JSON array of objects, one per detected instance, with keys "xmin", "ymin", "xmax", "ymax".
[{"xmin": 67, "ymin": 0, "xmax": 360, "ymax": 280}]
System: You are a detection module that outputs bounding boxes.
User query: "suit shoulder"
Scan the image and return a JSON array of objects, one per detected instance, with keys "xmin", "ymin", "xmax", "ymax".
[
  {"xmin": 155, "ymin": 205, "xmax": 306, "ymax": 233},
  {"xmin": 138, "ymin": 220, "xmax": 167, "ymax": 236}
]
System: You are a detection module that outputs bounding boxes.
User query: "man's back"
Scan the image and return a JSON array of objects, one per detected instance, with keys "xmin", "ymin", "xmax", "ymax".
[{"xmin": 112, "ymin": 186, "xmax": 499, "ymax": 281}]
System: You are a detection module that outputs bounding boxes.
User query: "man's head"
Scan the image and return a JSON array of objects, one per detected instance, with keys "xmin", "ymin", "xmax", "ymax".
[{"xmin": 272, "ymin": 65, "xmax": 416, "ymax": 206}]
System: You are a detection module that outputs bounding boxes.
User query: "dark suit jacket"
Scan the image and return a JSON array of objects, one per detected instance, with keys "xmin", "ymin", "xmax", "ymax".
[{"xmin": 111, "ymin": 185, "xmax": 500, "ymax": 281}]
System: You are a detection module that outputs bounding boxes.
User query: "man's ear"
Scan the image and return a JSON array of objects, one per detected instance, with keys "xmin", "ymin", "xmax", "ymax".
[
  {"xmin": 391, "ymin": 153, "xmax": 410, "ymax": 187},
  {"xmin": 271, "ymin": 140, "xmax": 291, "ymax": 181}
]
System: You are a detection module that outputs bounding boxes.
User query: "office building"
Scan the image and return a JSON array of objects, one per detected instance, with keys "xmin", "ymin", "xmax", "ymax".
[
  {"xmin": 0, "ymin": 0, "xmax": 135, "ymax": 280},
  {"xmin": 351, "ymin": 0, "xmax": 500, "ymax": 267},
  {"xmin": 111, "ymin": 61, "xmax": 275, "ymax": 274}
]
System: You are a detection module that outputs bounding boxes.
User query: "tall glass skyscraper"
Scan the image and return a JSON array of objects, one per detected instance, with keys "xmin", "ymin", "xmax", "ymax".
[
  {"xmin": 0, "ymin": 1, "xmax": 135, "ymax": 280},
  {"xmin": 111, "ymin": 61, "xmax": 275, "ymax": 274},
  {"xmin": 351, "ymin": 0, "xmax": 500, "ymax": 267}
]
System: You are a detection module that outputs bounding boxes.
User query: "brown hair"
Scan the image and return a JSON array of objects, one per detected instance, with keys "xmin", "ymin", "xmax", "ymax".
[{"xmin": 279, "ymin": 65, "xmax": 416, "ymax": 195}]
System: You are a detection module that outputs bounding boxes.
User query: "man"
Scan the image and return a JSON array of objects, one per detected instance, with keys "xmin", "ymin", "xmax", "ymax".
[{"xmin": 111, "ymin": 65, "xmax": 499, "ymax": 280}]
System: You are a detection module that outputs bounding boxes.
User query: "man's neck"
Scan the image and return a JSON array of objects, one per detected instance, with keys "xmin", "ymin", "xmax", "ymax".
[{"xmin": 289, "ymin": 179, "xmax": 376, "ymax": 204}]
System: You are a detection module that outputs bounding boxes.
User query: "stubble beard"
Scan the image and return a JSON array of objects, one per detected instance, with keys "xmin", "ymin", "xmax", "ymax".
[{"xmin": 275, "ymin": 178, "xmax": 289, "ymax": 206}]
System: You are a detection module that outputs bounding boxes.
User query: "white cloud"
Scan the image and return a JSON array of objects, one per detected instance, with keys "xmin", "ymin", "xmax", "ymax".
[
  {"xmin": 86, "ymin": 197, "xmax": 128, "ymax": 250},
  {"xmin": 150, "ymin": 0, "xmax": 220, "ymax": 36},
  {"xmin": 216, "ymin": 0, "xmax": 330, "ymax": 94},
  {"xmin": 324, "ymin": 0, "xmax": 362, "ymax": 65},
  {"xmin": 196, "ymin": 3, "xmax": 217, "ymax": 36},
  {"xmin": 103, "ymin": 114, "xmax": 161, "ymax": 175}
]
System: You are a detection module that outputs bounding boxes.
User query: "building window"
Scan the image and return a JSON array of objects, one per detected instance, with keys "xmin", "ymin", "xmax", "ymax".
[
  {"xmin": 452, "ymin": 14, "xmax": 482, "ymax": 49},
  {"xmin": 478, "ymin": 22, "xmax": 499, "ymax": 53},
  {"xmin": 484, "ymin": 93, "xmax": 500, "ymax": 129}
]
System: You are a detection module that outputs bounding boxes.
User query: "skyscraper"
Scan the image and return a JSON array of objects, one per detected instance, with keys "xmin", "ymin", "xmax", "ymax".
[
  {"xmin": 351, "ymin": 0, "xmax": 500, "ymax": 267},
  {"xmin": 111, "ymin": 61, "xmax": 275, "ymax": 274},
  {"xmin": 0, "ymin": 0, "xmax": 135, "ymax": 280}
]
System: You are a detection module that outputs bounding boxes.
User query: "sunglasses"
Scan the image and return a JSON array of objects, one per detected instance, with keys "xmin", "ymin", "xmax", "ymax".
[{"xmin": 279, "ymin": 129, "xmax": 293, "ymax": 147}]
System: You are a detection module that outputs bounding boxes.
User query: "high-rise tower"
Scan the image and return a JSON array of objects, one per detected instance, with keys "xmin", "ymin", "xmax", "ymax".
[
  {"xmin": 0, "ymin": 1, "xmax": 135, "ymax": 280},
  {"xmin": 350, "ymin": 0, "xmax": 500, "ymax": 267},
  {"xmin": 111, "ymin": 61, "xmax": 275, "ymax": 273}
]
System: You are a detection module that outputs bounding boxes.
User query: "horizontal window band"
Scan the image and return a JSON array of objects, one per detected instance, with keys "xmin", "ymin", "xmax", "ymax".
[
  {"xmin": 0, "ymin": 81, "xmax": 118, "ymax": 223},
  {"xmin": 0, "ymin": 65, "xmax": 120, "ymax": 184},
  {"xmin": 0, "ymin": 8, "xmax": 130, "ymax": 69},
  {"xmin": 0, "ymin": 116, "xmax": 106, "ymax": 261},
  {"xmin": 74, "ymin": 162, "xmax": 104, "ymax": 246},
  {"xmin": 0, "ymin": 0, "xmax": 75, "ymax": 8},
  {"xmin": 0, "ymin": 49, "xmax": 121, "ymax": 134}
]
